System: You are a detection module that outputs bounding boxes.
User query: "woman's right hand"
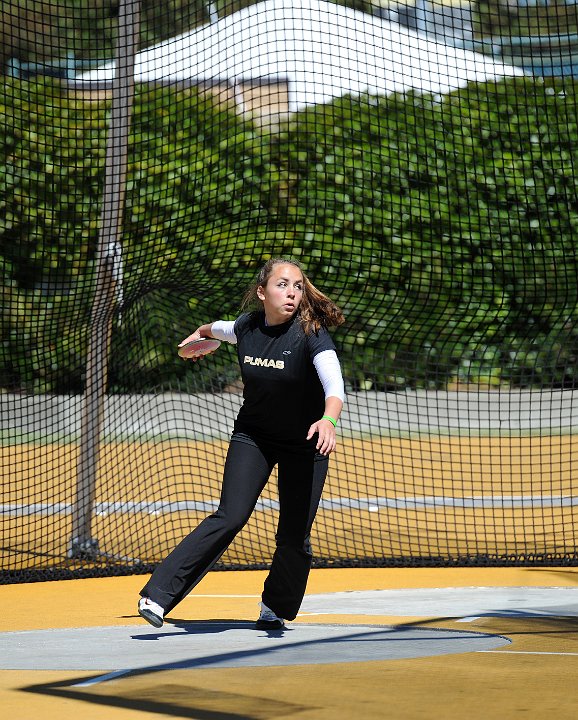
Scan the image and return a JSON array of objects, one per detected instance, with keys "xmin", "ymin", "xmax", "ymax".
[
  {"xmin": 178, "ymin": 328, "xmax": 202, "ymax": 348},
  {"xmin": 178, "ymin": 323, "xmax": 215, "ymax": 362}
]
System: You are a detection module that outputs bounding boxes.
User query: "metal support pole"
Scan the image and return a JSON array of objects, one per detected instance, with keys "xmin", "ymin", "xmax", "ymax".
[{"xmin": 70, "ymin": 0, "xmax": 141, "ymax": 560}]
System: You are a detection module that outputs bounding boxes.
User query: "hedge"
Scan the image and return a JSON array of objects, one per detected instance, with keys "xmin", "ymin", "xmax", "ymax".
[
  {"xmin": 270, "ymin": 77, "xmax": 578, "ymax": 389},
  {"xmin": 2, "ymin": 75, "xmax": 578, "ymax": 393}
]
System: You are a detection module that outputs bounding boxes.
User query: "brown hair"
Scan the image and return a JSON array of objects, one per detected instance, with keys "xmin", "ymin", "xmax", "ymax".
[{"xmin": 241, "ymin": 258, "xmax": 345, "ymax": 334}]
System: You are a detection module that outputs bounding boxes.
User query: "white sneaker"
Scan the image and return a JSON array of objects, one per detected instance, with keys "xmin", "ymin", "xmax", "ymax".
[
  {"xmin": 255, "ymin": 602, "xmax": 285, "ymax": 630},
  {"xmin": 138, "ymin": 597, "xmax": 164, "ymax": 628}
]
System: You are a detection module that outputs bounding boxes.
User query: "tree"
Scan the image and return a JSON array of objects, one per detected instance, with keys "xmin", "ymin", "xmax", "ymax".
[
  {"xmin": 0, "ymin": 0, "xmax": 70, "ymax": 67},
  {"xmin": 473, "ymin": 0, "xmax": 578, "ymax": 40}
]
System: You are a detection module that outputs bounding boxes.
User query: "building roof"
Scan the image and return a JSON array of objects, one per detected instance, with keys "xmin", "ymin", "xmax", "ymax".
[{"xmin": 75, "ymin": 0, "xmax": 523, "ymax": 111}]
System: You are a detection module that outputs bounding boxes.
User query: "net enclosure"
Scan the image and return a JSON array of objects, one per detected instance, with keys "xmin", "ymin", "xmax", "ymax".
[{"xmin": 2, "ymin": 0, "xmax": 578, "ymax": 583}]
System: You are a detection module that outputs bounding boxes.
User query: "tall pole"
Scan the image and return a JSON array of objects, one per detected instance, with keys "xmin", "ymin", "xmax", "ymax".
[{"xmin": 70, "ymin": 0, "xmax": 141, "ymax": 559}]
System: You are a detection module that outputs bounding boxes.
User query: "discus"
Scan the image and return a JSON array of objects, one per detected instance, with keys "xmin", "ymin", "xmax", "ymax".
[{"xmin": 177, "ymin": 337, "xmax": 221, "ymax": 359}]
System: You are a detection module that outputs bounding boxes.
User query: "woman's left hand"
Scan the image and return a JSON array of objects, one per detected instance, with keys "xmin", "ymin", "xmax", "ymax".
[{"xmin": 307, "ymin": 418, "xmax": 337, "ymax": 456}]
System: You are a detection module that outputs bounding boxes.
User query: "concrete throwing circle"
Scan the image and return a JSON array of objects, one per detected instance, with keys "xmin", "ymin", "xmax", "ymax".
[
  {"xmin": 0, "ymin": 622, "xmax": 510, "ymax": 671},
  {"xmin": 299, "ymin": 587, "xmax": 578, "ymax": 618}
]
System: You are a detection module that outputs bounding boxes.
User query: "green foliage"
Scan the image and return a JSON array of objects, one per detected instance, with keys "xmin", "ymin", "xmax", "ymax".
[
  {"xmin": 268, "ymin": 77, "xmax": 578, "ymax": 389},
  {"xmin": 3, "ymin": 74, "xmax": 578, "ymax": 393},
  {"xmin": 473, "ymin": 0, "xmax": 578, "ymax": 40},
  {"xmin": 0, "ymin": 78, "xmax": 104, "ymax": 391}
]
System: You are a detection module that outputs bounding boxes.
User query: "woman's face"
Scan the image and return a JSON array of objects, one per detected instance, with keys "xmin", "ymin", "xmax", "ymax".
[{"xmin": 257, "ymin": 263, "xmax": 304, "ymax": 326}]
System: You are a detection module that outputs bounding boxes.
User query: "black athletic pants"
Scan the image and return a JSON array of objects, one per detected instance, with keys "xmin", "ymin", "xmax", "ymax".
[{"xmin": 140, "ymin": 433, "xmax": 329, "ymax": 620}]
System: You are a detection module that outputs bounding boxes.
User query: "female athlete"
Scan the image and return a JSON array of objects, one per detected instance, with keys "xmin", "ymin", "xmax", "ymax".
[{"xmin": 138, "ymin": 257, "xmax": 345, "ymax": 629}]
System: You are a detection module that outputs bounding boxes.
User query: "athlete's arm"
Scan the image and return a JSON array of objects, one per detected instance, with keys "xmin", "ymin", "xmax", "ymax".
[
  {"xmin": 178, "ymin": 320, "xmax": 238, "ymax": 348},
  {"xmin": 307, "ymin": 349, "xmax": 345, "ymax": 456},
  {"xmin": 313, "ymin": 350, "xmax": 345, "ymax": 403},
  {"xmin": 209, "ymin": 320, "xmax": 237, "ymax": 344}
]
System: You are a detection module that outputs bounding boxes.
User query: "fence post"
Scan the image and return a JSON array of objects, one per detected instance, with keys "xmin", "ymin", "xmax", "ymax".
[{"xmin": 70, "ymin": 0, "xmax": 141, "ymax": 560}]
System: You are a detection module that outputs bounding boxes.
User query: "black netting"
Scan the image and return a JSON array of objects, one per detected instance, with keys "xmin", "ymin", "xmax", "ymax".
[{"xmin": 3, "ymin": 0, "xmax": 578, "ymax": 584}]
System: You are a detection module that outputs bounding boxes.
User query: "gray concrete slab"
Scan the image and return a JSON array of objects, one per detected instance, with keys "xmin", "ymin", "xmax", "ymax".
[
  {"xmin": 300, "ymin": 587, "xmax": 578, "ymax": 619},
  {"xmin": 4, "ymin": 388, "xmax": 578, "ymax": 442},
  {"xmin": 0, "ymin": 622, "xmax": 509, "ymax": 672}
]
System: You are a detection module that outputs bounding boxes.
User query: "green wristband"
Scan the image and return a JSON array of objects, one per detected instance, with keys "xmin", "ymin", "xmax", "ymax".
[{"xmin": 322, "ymin": 415, "xmax": 337, "ymax": 427}]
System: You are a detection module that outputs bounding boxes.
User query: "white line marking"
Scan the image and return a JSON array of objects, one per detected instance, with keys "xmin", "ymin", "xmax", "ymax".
[
  {"xmin": 298, "ymin": 612, "xmax": 328, "ymax": 616},
  {"xmin": 479, "ymin": 651, "xmax": 578, "ymax": 656},
  {"xmin": 4, "ymin": 494, "xmax": 578, "ymax": 516},
  {"xmin": 186, "ymin": 594, "xmax": 260, "ymax": 599},
  {"xmin": 73, "ymin": 669, "xmax": 133, "ymax": 686}
]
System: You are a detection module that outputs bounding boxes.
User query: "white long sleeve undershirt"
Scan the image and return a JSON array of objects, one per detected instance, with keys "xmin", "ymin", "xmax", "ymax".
[
  {"xmin": 210, "ymin": 321, "xmax": 345, "ymax": 402},
  {"xmin": 313, "ymin": 349, "xmax": 345, "ymax": 403},
  {"xmin": 210, "ymin": 320, "xmax": 237, "ymax": 344}
]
